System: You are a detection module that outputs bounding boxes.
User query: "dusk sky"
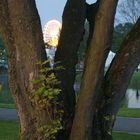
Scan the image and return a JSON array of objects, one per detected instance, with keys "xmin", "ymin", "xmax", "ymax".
[
  {"xmin": 35, "ymin": 0, "xmax": 95, "ymax": 28},
  {"xmin": 35, "ymin": 0, "xmax": 124, "ymax": 29}
]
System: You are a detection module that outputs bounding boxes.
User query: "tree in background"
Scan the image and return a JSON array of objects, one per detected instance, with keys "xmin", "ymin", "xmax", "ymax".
[
  {"xmin": 0, "ymin": 0, "xmax": 140, "ymax": 140},
  {"xmin": 112, "ymin": 22, "xmax": 133, "ymax": 52},
  {"xmin": 112, "ymin": 0, "xmax": 140, "ymax": 53},
  {"xmin": 118, "ymin": 0, "xmax": 140, "ymax": 23}
]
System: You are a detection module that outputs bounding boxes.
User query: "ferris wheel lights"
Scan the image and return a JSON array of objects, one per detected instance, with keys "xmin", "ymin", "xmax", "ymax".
[{"xmin": 43, "ymin": 20, "xmax": 62, "ymax": 47}]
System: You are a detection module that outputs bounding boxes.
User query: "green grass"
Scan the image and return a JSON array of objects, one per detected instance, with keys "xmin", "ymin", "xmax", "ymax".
[
  {"xmin": 0, "ymin": 121, "xmax": 140, "ymax": 140},
  {"xmin": 131, "ymin": 71, "xmax": 140, "ymax": 80},
  {"xmin": 117, "ymin": 107, "xmax": 140, "ymax": 118},
  {"xmin": 0, "ymin": 103, "xmax": 15, "ymax": 109},
  {"xmin": 113, "ymin": 132, "xmax": 140, "ymax": 140},
  {"xmin": 0, "ymin": 121, "xmax": 19, "ymax": 140}
]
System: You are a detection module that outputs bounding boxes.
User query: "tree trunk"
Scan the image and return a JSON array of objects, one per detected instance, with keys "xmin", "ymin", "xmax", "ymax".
[
  {"xmin": 0, "ymin": 0, "xmax": 50, "ymax": 139},
  {"xmin": 70, "ymin": 0, "xmax": 118, "ymax": 140},
  {"xmin": 98, "ymin": 17, "xmax": 140, "ymax": 139},
  {"xmin": 54, "ymin": 0, "xmax": 86, "ymax": 139}
]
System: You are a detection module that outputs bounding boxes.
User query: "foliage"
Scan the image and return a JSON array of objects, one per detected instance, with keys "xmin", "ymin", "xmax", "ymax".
[
  {"xmin": 37, "ymin": 121, "xmax": 63, "ymax": 140},
  {"xmin": 31, "ymin": 61, "xmax": 63, "ymax": 140},
  {"xmin": 112, "ymin": 22, "xmax": 133, "ymax": 52}
]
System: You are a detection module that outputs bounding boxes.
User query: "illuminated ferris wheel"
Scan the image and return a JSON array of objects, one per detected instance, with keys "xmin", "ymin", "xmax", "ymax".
[{"xmin": 43, "ymin": 20, "xmax": 62, "ymax": 48}]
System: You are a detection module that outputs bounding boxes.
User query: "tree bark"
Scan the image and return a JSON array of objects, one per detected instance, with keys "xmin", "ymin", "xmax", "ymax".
[
  {"xmin": 54, "ymin": 0, "xmax": 86, "ymax": 139},
  {"xmin": 0, "ymin": 0, "xmax": 49, "ymax": 139},
  {"xmin": 99, "ymin": 17, "xmax": 140, "ymax": 139},
  {"xmin": 70, "ymin": 0, "xmax": 118, "ymax": 140}
]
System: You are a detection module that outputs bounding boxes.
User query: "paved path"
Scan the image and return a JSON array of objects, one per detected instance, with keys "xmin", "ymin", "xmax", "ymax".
[
  {"xmin": 0, "ymin": 108, "xmax": 140, "ymax": 133},
  {"xmin": 0, "ymin": 108, "xmax": 18, "ymax": 121},
  {"xmin": 114, "ymin": 117, "xmax": 140, "ymax": 133}
]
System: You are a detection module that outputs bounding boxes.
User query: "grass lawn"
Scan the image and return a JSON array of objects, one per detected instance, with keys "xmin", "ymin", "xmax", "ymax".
[
  {"xmin": 117, "ymin": 107, "xmax": 140, "ymax": 118},
  {"xmin": 131, "ymin": 71, "xmax": 140, "ymax": 81},
  {"xmin": 0, "ymin": 121, "xmax": 140, "ymax": 140},
  {"xmin": 0, "ymin": 103, "xmax": 15, "ymax": 109},
  {"xmin": 0, "ymin": 121, "xmax": 19, "ymax": 140},
  {"xmin": 113, "ymin": 132, "xmax": 140, "ymax": 140}
]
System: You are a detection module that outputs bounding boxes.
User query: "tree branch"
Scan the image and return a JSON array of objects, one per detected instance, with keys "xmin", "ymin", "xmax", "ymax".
[
  {"xmin": 54, "ymin": 0, "xmax": 86, "ymax": 139},
  {"xmin": 101, "ymin": 17, "xmax": 140, "ymax": 138},
  {"xmin": 70, "ymin": 0, "xmax": 118, "ymax": 139}
]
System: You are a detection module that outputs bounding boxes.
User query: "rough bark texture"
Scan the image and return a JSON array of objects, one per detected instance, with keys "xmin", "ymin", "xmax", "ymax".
[
  {"xmin": 54, "ymin": 0, "xmax": 86, "ymax": 139},
  {"xmin": 0, "ymin": 0, "xmax": 48, "ymax": 139},
  {"xmin": 99, "ymin": 17, "xmax": 140, "ymax": 139},
  {"xmin": 70, "ymin": 0, "xmax": 118, "ymax": 140}
]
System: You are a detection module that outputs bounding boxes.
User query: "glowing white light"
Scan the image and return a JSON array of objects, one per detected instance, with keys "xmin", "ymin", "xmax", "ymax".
[{"xmin": 43, "ymin": 20, "xmax": 62, "ymax": 47}]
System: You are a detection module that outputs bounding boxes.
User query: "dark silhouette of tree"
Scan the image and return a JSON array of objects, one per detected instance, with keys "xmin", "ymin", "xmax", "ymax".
[{"xmin": 112, "ymin": 22, "xmax": 133, "ymax": 52}]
